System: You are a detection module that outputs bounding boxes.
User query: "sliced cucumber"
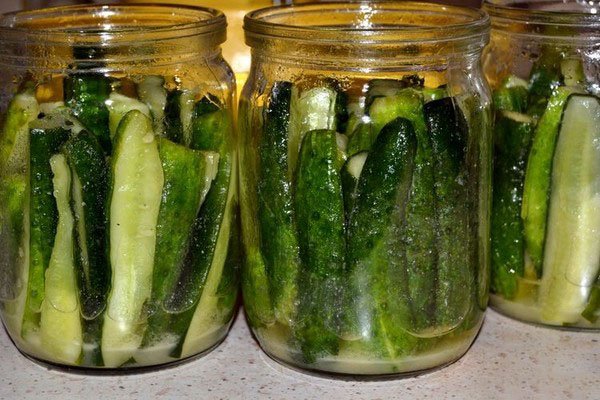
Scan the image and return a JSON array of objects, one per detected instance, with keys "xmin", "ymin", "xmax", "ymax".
[
  {"xmin": 137, "ymin": 76, "xmax": 167, "ymax": 135},
  {"xmin": 539, "ymin": 95, "xmax": 600, "ymax": 325},
  {"xmin": 106, "ymin": 92, "xmax": 151, "ymax": 139},
  {"xmin": 40, "ymin": 154, "xmax": 82, "ymax": 364},
  {"xmin": 288, "ymin": 86, "xmax": 339, "ymax": 178},
  {"xmin": 101, "ymin": 110, "xmax": 164, "ymax": 367}
]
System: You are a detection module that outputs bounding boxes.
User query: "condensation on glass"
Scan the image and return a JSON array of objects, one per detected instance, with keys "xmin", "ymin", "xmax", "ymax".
[{"xmin": 0, "ymin": 4, "xmax": 238, "ymax": 369}]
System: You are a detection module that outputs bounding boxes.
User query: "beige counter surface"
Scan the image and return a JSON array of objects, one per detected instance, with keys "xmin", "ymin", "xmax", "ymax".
[{"xmin": 0, "ymin": 309, "xmax": 597, "ymax": 399}]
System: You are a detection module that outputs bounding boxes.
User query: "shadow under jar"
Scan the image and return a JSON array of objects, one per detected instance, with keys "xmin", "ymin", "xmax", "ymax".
[
  {"xmin": 483, "ymin": 0, "xmax": 600, "ymax": 329},
  {"xmin": 0, "ymin": 5, "xmax": 239, "ymax": 369},
  {"xmin": 239, "ymin": 1, "xmax": 492, "ymax": 376}
]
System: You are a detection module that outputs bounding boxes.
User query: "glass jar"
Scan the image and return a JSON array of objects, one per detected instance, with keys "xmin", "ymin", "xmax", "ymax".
[
  {"xmin": 0, "ymin": 5, "xmax": 238, "ymax": 369},
  {"xmin": 239, "ymin": 2, "xmax": 491, "ymax": 376},
  {"xmin": 483, "ymin": 0, "xmax": 600, "ymax": 329}
]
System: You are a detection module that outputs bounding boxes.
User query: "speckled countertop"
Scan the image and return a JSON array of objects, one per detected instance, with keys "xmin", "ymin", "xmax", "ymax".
[{"xmin": 0, "ymin": 309, "xmax": 597, "ymax": 400}]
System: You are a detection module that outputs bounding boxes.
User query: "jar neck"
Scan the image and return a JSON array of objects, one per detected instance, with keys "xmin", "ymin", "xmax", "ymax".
[
  {"xmin": 484, "ymin": 1, "xmax": 600, "ymax": 45},
  {"xmin": 0, "ymin": 4, "xmax": 227, "ymax": 71},
  {"xmin": 244, "ymin": 2, "xmax": 489, "ymax": 70}
]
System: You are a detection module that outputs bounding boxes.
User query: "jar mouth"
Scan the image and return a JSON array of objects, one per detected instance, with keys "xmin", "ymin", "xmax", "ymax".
[
  {"xmin": 484, "ymin": 1, "xmax": 600, "ymax": 40},
  {"xmin": 0, "ymin": 4, "xmax": 227, "ymax": 46},
  {"xmin": 244, "ymin": 1, "xmax": 489, "ymax": 52}
]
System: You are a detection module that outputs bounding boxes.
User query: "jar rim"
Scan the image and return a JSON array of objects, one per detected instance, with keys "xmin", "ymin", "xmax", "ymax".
[
  {"xmin": 244, "ymin": 1, "xmax": 489, "ymax": 48},
  {"xmin": 484, "ymin": 1, "xmax": 600, "ymax": 32},
  {"xmin": 0, "ymin": 4, "xmax": 227, "ymax": 46}
]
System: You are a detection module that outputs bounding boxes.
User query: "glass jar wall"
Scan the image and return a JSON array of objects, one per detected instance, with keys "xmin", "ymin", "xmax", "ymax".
[
  {"xmin": 239, "ymin": 2, "xmax": 492, "ymax": 375},
  {"xmin": 0, "ymin": 5, "xmax": 239, "ymax": 369},
  {"xmin": 483, "ymin": 0, "xmax": 600, "ymax": 329}
]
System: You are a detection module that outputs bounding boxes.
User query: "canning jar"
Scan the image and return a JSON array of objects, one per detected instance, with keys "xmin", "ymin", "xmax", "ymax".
[
  {"xmin": 239, "ymin": 2, "xmax": 491, "ymax": 375},
  {"xmin": 0, "ymin": 5, "xmax": 239, "ymax": 369},
  {"xmin": 483, "ymin": 0, "xmax": 600, "ymax": 329}
]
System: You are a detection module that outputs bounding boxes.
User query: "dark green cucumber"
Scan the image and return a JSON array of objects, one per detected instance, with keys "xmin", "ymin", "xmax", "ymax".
[
  {"xmin": 341, "ymin": 151, "xmax": 368, "ymax": 217},
  {"xmin": 493, "ymin": 76, "xmax": 529, "ymax": 113},
  {"xmin": 164, "ymin": 89, "xmax": 195, "ymax": 145},
  {"xmin": 64, "ymin": 73, "xmax": 111, "ymax": 152},
  {"xmin": 256, "ymin": 81, "xmax": 301, "ymax": 325},
  {"xmin": 521, "ymin": 87, "xmax": 576, "ymax": 276},
  {"xmin": 372, "ymin": 89, "xmax": 437, "ymax": 332},
  {"xmin": 63, "ymin": 131, "xmax": 110, "ymax": 320},
  {"xmin": 491, "ymin": 112, "xmax": 535, "ymax": 299},
  {"xmin": 293, "ymin": 129, "xmax": 345, "ymax": 363},
  {"xmin": 527, "ymin": 48, "xmax": 563, "ymax": 119},
  {"xmin": 162, "ymin": 94, "xmax": 234, "ymax": 355},
  {"xmin": 346, "ymin": 117, "xmax": 417, "ymax": 358},
  {"xmin": 425, "ymin": 97, "xmax": 471, "ymax": 329},
  {"xmin": 142, "ymin": 138, "xmax": 218, "ymax": 347},
  {"xmin": 22, "ymin": 119, "xmax": 70, "ymax": 340},
  {"xmin": 346, "ymin": 123, "xmax": 375, "ymax": 155},
  {"xmin": 102, "ymin": 110, "xmax": 164, "ymax": 368},
  {"xmin": 39, "ymin": 154, "xmax": 83, "ymax": 365}
]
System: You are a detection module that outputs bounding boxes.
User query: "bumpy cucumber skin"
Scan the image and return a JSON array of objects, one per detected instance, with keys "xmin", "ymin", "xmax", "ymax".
[
  {"xmin": 521, "ymin": 87, "xmax": 574, "ymax": 276},
  {"xmin": 162, "ymin": 95, "xmax": 234, "ymax": 354},
  {"xmin": 63, "ymin": 131, "xmax": 110, "ymax": 320},
  {"xmin": 425, "ymin": 98, "xmax": 471, "ymax": 328},
  {"xmin": 23, "ymin": 126, "xmax": 70, "ymax": 338},
  {"xmin": 490, "ymin": 115, "xmax": 534, "ymax": 299},
  {"xmin": 347, "ymin": 117, "xmax": 417, "ymax": 359},
  {"xmin": 64, "ymin": 74, "xmax": 111, "ymax": 152},
  {"xmin": 257, "ymin": 81, "xmax": 301, "ymax": 326},
  {"xmin": 293, "ymin": 129, "xmax": 345, "ymax": 363},
  {"xmin": 346, "ymin": 123, "xmax": 375, "ymax": 156},
  {"xmin": 142, "ymin": 138, "xmax": 217, "ymax": 347}
]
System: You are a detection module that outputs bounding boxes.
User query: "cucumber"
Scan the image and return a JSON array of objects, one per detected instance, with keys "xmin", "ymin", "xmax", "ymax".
[
  {"xmin": 293, "ymin": 129, "xmax": 345, "ymax": 363},
  {"xmin": 162, "ymin": 95, "xmax": 234, "ymax": 355},
  {"xmin": 23, "ymin": 119, "xmax": 70, "ymax": 341},
  {"xmin": 256, "ymin": 81, "xmax": 301, "ymax": 325},
  {"xmin": 346, "ymin": 117, "xmax": 417, "ymax": 358},
  {"xmin": 101, "ymin": 110, "xmax": 164, "ymax": 368},
  {"xmin": 137, "ymin": 76, "xmax": 167, "ymax": 135},
  {"xmin": 491, "ymin": 111, "xmax": 535, "ymax": 299},
  {"xmin": 346, "ymin": 123, "xmax": 375, "ymax": 155},
  {"xmin": 493, "ymin": 76, "xmax": 529, "ymax": 113},
  {"xmin": 39, "ymin": 154, "xmax": 82, "ymax": 364},
  {"xmin": 527, "ymin": 49, "xmax": 563, "ymax": 119},
  {"xmin": 425, "ymin": 97, "xmax": 471, "ymax": 329},
  {"xmin": 63, "ymin": 131, "xmax": 110, "ymax": 320},
  {"xmin": 423, "ymin": 87, "xmax": 448, "ymax": 103},
  {"xmin": 539, "ymin": 95, "xmax": 600, "ymax": 325},
  {"xmin": 364, "ymin": 79, "xmax": 407, "ymax": 110},
  {"xmin": 179, "ymin": 169, "xmax": 238, "ymax": 358},
  {"xmin": 237, "ymin": 99, "xmax": 274, "ymax": 327},
  {"xmin": 341, "ymin": 151, "xmax": 368, "ymax": 216},
  {"xmin": 561, "ymin": 59, "xmax": 586, "ymax": 88},
  {"xmin": 106, "ymin": 92, "xmax": 151, "ymax": 139},
  {"xmin": 288, "ymin": 85, "xmax": 339, "ymax": 178},
  {"xmin": 367, "ymin": 88, "xmax": 425, "ymax": 137},
  {"xmin": 64, "ymin": 73, "xmax": 111, "ymax": 152},
  {"xmin": 142, "ymin": 138, "xmax": 218, "ymax": 347},
  {"xmin": 521, "ymin": 87, "xmax": 576, "ymax": 276},
  {"xmin": 190, "ymin": 94, "xmax": 226, "ymax": 150},
  {"xmin": 164, "ymin": 89, "xmax": 196, "ymax": 145},
  {"xmin": 0, "ymin": 86, "xmax": 39, "ymax": 175},
  {"xmin": 0, "ymin": 86, "xmax": 37, "ymax": 303}
]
